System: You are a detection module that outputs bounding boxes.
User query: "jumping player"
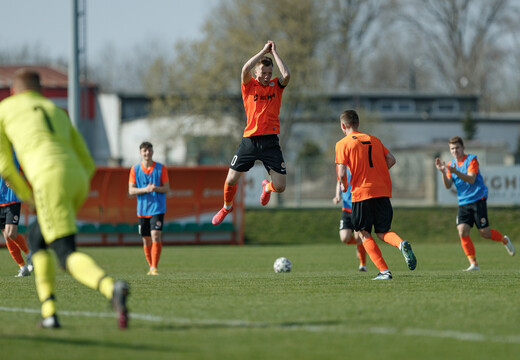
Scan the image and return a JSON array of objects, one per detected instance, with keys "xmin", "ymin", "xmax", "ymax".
[
  {"xmin": 212, "ymin": 40, "xmax": 290, "ymax": 225},
  {"xmin": 335, "ymin": 110, "xmax": 417, "ymax": 280},
  {"xmin": 435, "ymin": 136, "xmax": 515, "ymax": 271},
  {"xmin": 129, "ymin": 141, "xmax": 169, "ymax": 275},
  {"xmin": 0, "ymin": 68, "xmax": 129, "ymax": 329}
]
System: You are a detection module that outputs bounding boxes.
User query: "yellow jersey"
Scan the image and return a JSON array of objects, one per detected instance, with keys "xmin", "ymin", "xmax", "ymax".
[{"xmin": 0, "ymin": 90, "xmax": 95, "ymax": 203}]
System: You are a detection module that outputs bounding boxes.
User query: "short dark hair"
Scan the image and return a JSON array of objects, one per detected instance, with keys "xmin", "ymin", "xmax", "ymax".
[
  {"xmin": 257, "ymin": 56, "xmax": 273, "ymax": 67},
  {"xmin": 139, "ymin": 141, "xmax": 153, "ymax": 150},
  {"xmin": 449, "ymin": 136, "xmax": 464, "ymax": 147},
  {"xmin": 340, "ymin": 110, "xmax": 359, "ymax": 128},
  {"xmin": 13, "ymin": 68, "xmax": 41, "ymax": 92}
]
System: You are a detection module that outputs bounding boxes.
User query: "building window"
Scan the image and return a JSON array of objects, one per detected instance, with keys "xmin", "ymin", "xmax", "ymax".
[
  {"xmin": 397, "ymin": 100, "xmax": 414, "ymax": 113},
  {"xmin": 432, "ymin": 100, "xmax": 459, "ymax": 114},
  {"xmin": 376, "ymin": 100, "xmax": 415, "ymax": 113},
  {"xmin": 376, "ymin": 100, "xmax": 394, "ymax": 112}
]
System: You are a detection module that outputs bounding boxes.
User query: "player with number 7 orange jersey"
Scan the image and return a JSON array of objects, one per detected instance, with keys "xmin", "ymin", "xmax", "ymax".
[
  {"xmin": 335, "ymin": 110, "xmax": 417, "ymax": 280},
  {"xmin": 335, "ymin": 126, "xmax": 392, "ymax": 203}
]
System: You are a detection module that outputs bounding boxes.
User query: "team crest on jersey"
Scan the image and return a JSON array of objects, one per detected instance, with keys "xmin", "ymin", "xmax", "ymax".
[{"xmin": 269, "ymin": 81, "xmax": 275, "ymax": 87}]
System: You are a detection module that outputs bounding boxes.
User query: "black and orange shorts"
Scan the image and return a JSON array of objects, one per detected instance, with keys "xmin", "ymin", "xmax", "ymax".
[
  {"xmin": 352, "ymin": 197, "xmax": 393, "ymax": 233},
  {"xmin": 230, "ymin": 134, "xmax": 286, "ymax": 175}
]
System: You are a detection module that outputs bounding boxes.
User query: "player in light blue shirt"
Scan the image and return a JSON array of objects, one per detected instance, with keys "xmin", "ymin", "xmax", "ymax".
[{"xmin": 435, "ymin": 136, "xmax": 515, "ymax": 271}]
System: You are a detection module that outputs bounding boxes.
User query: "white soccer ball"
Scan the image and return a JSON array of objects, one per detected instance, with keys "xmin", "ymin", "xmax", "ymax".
[{"xmin": 273, "ymin": 257, "xmax": 292, "ymax": 273}]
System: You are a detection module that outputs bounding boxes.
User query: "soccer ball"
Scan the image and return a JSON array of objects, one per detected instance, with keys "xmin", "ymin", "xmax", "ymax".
[{"xmin": 273, "ymin": 257, "xmax": 292, "ymax": 273}]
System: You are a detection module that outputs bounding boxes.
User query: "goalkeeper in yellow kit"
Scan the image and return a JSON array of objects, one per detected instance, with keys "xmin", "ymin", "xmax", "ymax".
[{"xmin": 0, "ymin": 68, "xmax": 129, "ymax": 329}]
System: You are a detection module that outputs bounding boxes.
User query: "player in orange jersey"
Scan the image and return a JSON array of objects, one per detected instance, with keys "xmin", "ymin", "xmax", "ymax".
[
  {"xmin": 335, "ymin": 110, "xmax": 417, "ymax": 280},
  {"xmin": 212, "ymin": 40, "xmax": 290, "ymax": 225}
]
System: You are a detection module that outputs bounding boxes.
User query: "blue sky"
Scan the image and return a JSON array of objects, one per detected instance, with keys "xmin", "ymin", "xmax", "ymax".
[{"xmin": 2, "ymin": 0, "xmax": 220, "ymax": 61}]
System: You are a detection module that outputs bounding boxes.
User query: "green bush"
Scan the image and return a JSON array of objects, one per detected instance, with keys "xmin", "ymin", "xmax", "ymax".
[{"xmin": 244, "ymin": 207, "xmax": 520, "ymax": 245}]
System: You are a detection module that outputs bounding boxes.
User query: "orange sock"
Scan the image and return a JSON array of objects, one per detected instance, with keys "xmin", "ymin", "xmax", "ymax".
[
  {"xmin": 151, "ymin": 241, "xmax": 162, "ymax": 269},
  {"xmin": 266, "ymin": 181, "xmax": 277, "ymax": 193},
  {"xmin": 489, "ymin": 229, "xmax": 504, "ymax": 243},
  {"xmin": 224, "ymin": 184, "xmax": 237, "ymax": 207},
  {"xmin": 345, "ymin": 237, "xmax": 356, "ymax": 245},
  {"xmin": 143, "ymin": 244, "xmax": 152, "ymax": 267},
  {"xmin": 460, "ymin": 236, "xmax": 476, "ymax": 257},
  {"xmin": 357, "ymin": 243, "xmax": 366, "ymax": 266},
  {"xmin": 11, "ymin": 234, "xmax": 29, "ymax": 254},
  {"xmin": 6, "ymin": 240, "xmax": 25, "ymax": 267},
  {"xmin": 362, "ymin": 237, "xmax": 388, "ymax": 272},
  {"xmin": 381, "ymin": 231, "xmax": 403, "ymax": 248}
]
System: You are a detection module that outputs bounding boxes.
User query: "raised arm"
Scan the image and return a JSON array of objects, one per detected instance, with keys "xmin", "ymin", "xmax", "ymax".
[
  {"xmin": 241, "ymin": 42, "xmax": 272, "ymax": 85},
  {"xmin": 435, "ymin": 157, "xmax": 453, "ymax": 189},
  {"xmin": 269, "ymin": 41, "xmax": 290, "ymax": 87}
]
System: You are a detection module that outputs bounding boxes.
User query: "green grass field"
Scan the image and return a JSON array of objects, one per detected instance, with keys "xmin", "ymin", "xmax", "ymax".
[{"xmin": 1, "ymin": 240, "xmax": 519, "ymax": 359}]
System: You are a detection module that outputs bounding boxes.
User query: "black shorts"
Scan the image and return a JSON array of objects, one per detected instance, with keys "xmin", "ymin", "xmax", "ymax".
[
  {"xmin": 230, "ymin": 135, "xmax": 286, "ymax": 174},
  {"xmin": 0, "ymin": 203, "xmax": 21, "ymax": 230},
  {"xmin": 457, "ymin": 198, "xmax": 489, "ymax": 229},
  {"xmin": 352, "ymin": 197, "xmax": 393, "ymax": 233},
  {"xmin": 138, "ymin": 214, "xmax": 164, "ymax": 237},
  {"xmin": 339, "ymin": 210, "xmax": 354, "ymax": 231}
]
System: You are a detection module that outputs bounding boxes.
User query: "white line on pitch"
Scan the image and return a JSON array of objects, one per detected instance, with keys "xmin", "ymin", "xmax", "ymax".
[{"xmin": 1, "ymin": 306, "xmax": 519, "ymax": 344}]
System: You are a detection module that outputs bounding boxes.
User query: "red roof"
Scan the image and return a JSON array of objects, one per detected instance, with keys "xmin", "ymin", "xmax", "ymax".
[{"xmin": 0, "ymin": 65, "xmax": 69, "ymax": 89}]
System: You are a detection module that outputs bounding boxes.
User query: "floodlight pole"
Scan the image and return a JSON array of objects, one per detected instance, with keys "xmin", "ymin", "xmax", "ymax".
[{"xmin": 68, "ymin": 0, "xmax": 80, "ymax": 128}]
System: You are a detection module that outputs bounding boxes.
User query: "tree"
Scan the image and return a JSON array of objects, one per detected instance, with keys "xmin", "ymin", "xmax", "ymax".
[
  {"xmin": 400, "ymin": 0, "xmax": 520, "ymax": 110},
  {"xmin": 462, "ymin": 110, "xmax": 476, "ymax": 140},
  {"xmin": 89, "ymin": 39, "xmax": 172, "ymax": 93},
  {"xmin": 321, "ymin": 0, "xmax": 400, "ymax": 91},
  {"xmin": 145, "ymin": 0, "xmax": 325, "ymax": 152},
  {"xmin": 0, "ymin": 43, "xmax": 66, "ymax": 67}
]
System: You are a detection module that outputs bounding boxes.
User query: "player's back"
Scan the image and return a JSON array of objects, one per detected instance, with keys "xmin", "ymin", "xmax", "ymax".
[
  {"xmin": 0, "ymin": 91, "xmax": 85, "ymax": 182},
  {"xmin": 336, "ymin": 131, "xmax": 392, "ymax": 202}
]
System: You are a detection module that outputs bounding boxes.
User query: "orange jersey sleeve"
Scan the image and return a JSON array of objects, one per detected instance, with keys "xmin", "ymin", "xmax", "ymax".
[
  {"xmin": 467, "ymin": 157, "xmax": 479, "ymax": 174},
  {"xmin": 446, "ymin": 160, "xmax": 453, "ymax": 179},
  {"xmin": 160, "ymin": 165, "xmax": 169, "ymax": 184},
  {"xmin": 335, "ymin": 131, "xmax": 392, "ymax": 202},
  {"xmin": 241, "ymin": 77, "xmax": 285, "ymax": 137},
  {"xmin": 129, "ymin": 165, "xmax": 136, "ymax": 184}
]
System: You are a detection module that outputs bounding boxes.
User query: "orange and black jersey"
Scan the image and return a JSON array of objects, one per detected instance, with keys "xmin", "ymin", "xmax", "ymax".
[
  {"xmin": 335, "ymin": 131, "xmax": 392, "ymax": 202},
  {"xmin": 241, "ymin": 77, "xmax": 285, "ymax": 137}
]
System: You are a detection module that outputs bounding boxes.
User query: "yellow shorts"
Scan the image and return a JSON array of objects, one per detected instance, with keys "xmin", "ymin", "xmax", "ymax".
[{"xmin": 33, "ymin": 168, "xmax": 89, "ymax": 243}]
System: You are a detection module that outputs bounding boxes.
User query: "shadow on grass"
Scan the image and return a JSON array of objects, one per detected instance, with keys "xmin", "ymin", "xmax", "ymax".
[
  {"xmin": 1, "ymin": 334, "xmax": 174, "ymax": 353},
  {"xmin": 152, "ymin": 319, "xmax": 340, "ymax": 331}
]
